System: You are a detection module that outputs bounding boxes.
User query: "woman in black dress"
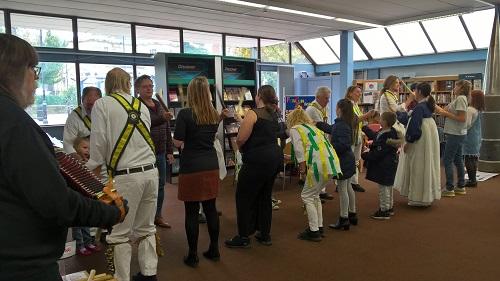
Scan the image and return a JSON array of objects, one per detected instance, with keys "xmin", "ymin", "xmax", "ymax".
[{"xmin": 225, "ymin": 85, "xmax": 283, "ymax": 248}]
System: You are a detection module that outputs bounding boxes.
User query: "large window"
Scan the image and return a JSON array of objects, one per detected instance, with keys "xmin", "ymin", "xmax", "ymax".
[
  {"xmin": 183, "ymin": 30, "xmax": 222, "ymax": 55},
  {"xmin": 299, "ymin": 38, "xmax": 338, "ymax": 64},
  {"xmin": 260, "ymin": 71, "xmax": 278, "ymax": 95},
  {"xmin": 422, "ymin": 16, "xmax": 473, "ymax": 52},
  {"xmin": 78, "ymin": 19, "xmax": 132, "ymax": 53},
  {"xmin": 225, "ymin": 35, "xmax": 258, "ymax": 58},
  {"xmin": 355, "ymin": 28, "xmax": 400, "ymax": 59},
  {"xmin": 324, "ymin": 35, "xmax": 368, "ymax": 61},
  {"xmin": 260, "ymin": 39, "xmax": 289, "ymax": 63},
  {"xmin": 291, "ymin": 44, "xmax": 310, "ymax": 64},
  {"xmin": 25, "ymin": 63, "xmax": 77, "ymax": 125},
  {"xmin": 136, "ymin": 26, "xmax": 180, "ymax": 54},
  {"xmin": 11, "ymin": 14, "xmax": 73, "ymax": 48},
  {"xmin": 387, "ymin": 22, "xmax": 435, "ymax": 55},
  {"xmin": 463, "ymin": 8, "xmax": 495, "ymax": 49},
  {"xmin": 0, "ymin": 11, "xmax": 5, "ymax": 33},
  {"xmin": 80, "ymin": 64, "xmax": 134, "ymax": 94}
]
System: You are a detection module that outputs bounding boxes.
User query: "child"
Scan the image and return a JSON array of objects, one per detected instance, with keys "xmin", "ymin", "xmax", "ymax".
[
  {"xmin": 361, "ymin": 112, "xmax": 399, "ymax": 219},
  {"xmin": 287, "ymin": 108, "xmax": 341, "ymax": 241},
  {"xmin": 72, "ymin": 137, "xmax": 101, "ymax": 256},
  {"xmin": 317, "ymin": 99, "xmax": 357, "ymax": 230},
  {"xmin": 463, "ymin": 90, "xmax": 485, "ymax": 187}
]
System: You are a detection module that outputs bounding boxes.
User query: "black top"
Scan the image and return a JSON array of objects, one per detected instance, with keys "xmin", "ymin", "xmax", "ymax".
[
  {"xmin": 174, "ymin": 108, "xmax": 219, "ymax": 174},
  {"xmin": 361, "ymin": 126, "xmax": 399, "ymax": 186},
  {"xmin": 0, "ymin": 93, "xmax": 120, "ymax": 281},
  {"xmin": 140, "ymin": 98, "xmax": 173, "ymax": 155},
  {"xmin": 240, "ymin": 108, "xmax": 283, "ymax": 167}
]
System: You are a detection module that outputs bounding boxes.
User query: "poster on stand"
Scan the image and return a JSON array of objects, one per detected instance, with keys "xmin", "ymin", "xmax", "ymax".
[{"xmin": 285, "ymin": 95, "xmax": 316, "ymax": 117}]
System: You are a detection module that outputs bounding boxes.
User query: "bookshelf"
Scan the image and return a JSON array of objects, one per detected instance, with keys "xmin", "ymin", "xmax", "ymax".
[{"xmin": 221, "ymin": 57, "xmax": 257, "ymax": 168}]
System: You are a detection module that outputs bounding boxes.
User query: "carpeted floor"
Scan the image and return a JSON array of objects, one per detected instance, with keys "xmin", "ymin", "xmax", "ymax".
[{"xmin": 60, "ymin": 169, "xmax": 500, "ymax": 281}]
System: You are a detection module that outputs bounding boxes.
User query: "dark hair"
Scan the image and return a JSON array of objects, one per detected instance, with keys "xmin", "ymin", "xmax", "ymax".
[
  {"xmin": 337, "ymin": 98, "xmax": 358, "ymax": 145},
  {"xmin": 416, "ymin": 82, "xmax": 436, "ymax": 113},
  {"xmin": 381, "ymin": 111, "xmax": 396, "ymax": 127},
  {"xmin": 410, "ymin": 83, "xmax": 418, "ymax": 92},
  {"xmin": 0, "ymin": 34, "xmax": 38, "ymax": 106},
  {"xmin": 257, "ymin": 85, "xmax": 278, "ymax": 114},
  {"xmin": 134, "ymin": 74, "xmax": 153, "ymax": 90},
  {"xmin": 81, "ymin": 86, "xmax": 102, "ymax": 101},
  {"xmin": 470, "ymin": 90, "xmax": 485, "ymax": 111}
]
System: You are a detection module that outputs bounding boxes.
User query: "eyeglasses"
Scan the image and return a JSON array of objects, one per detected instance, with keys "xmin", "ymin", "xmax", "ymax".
[{"xmin": 31, "ymin": 66, "xmax": 42, "ymax": 78}]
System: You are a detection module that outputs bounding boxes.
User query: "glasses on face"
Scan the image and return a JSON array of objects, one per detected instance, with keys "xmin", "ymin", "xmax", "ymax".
[{"xmin": 31, "ymin": 66, "xmax": 42, "ymax": 79}]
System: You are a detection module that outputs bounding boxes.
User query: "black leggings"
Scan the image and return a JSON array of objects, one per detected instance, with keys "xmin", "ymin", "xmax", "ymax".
[
  {"xmin": 464, "ymin": 155, "xmax": 478, "ymax": 182},
  {"xmin": 236, "ymin": 163, "xmax": 277, "ymax": 239},
  {"xmin": 184, "ymin": 199, "xmax": 219, "ymax": 256}
]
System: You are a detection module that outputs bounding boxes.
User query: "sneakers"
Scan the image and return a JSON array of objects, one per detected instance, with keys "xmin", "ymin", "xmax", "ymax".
[
  {"xmin": 465, "ymin": 181, "xmax": 477, "ymax": 188},
  {"xmin": 255, "ymin": 232, "xmax": 272, "ymax": 246},
  {"xmin": 225, "ymin": 235, "xmax": 251, "ymax": 248},
  {"xmin": 272, "ymin": 201, "xmax": 280, "ymax": 210},
  {"xmin": 272, "ymin": 198, "xmax": 281, "ymax": 210},
  {"xmin": 154, "ymin": 216, "xmax": 172, "ymax": 228},
  {"xmin": 351, "ymin": 184, "xmax": 366, "ymax": 192},
  {"xmin": 371, "ymin": 209, "xmax": 390, "ymax": 220},
  {"xmin": 319, "ymin": 193, "xmax": 334, "ymax": 200},
  {"xmin": 388, "ymin": 208, "xmax": 395, "ymax": 216},
  {"xmin": 76, "ymin": 247, "xmax": 92, "ymax": 256},
  {"xmin": 297, "ymin": 228, "xmax": 322, "ymax": 242},
  {"xmin": 454, "ymin": 187, "xmax": 467, "ymax": 195},
  {"xmin": 272, "ymin": 198, "xmax": 282, "ymax": 204},
  {"xmin": 86, "ymin": 243, "xmax": 101, "ymax": 252},
  {"xmin": 442, "ymin": 189, "xmax": 456, "ymax": 197},
  {"xmin": 132, "ymin": 273, "xmax": 158, "ymax": 281}
]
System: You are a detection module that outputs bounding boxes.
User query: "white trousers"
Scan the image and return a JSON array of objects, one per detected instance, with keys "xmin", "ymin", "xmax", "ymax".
[
  {"xmin": 378, "ymin": 184, "xmax": 394, "ymax": 211},
  {"xmin": 350, "ymin": 137, "xmax": 363, "ymax": 185},
  {"xmin": 301, "ymin": 179, "xmax": 328, "ymax": 231},
  {"xmin": 337, "ymin": 178, "xmax": 356, "ymax": 218},
  {"xmin": 106, "ymin": 168, "xmax": 159, "ymax": 281}
]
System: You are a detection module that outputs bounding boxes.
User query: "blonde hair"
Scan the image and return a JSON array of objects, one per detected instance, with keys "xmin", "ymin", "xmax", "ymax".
[
  {"xmin": 315, "ymin": 86, "xmax": 331, "ymax": 98},
  {"xmin": 105, "ymin": 67, "xmax": 131, "ymax": 95},
  {"xmin": 286, "ymin": 107, "xmax": 313, "ymax": 129},
  {"xmin": 381, "ymin": 75, "xmax": 399, "ymax": 94},
  {"xmin": 187, "ymin": 76, "xmax": 219, "ymax": 125},
  {"xmin": 454, "ymin": 80, "xmax": 472, "ymax": 97},
  {"xmin": 73, "ymin": 136, "xmax": 89, "ymax": 152}
]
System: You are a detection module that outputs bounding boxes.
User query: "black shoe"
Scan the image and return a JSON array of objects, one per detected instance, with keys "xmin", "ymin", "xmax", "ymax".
[
  {"xmin": 320, "ymin": 199, "xmax": 326, "ymax": 204},
  {"xmin": 329, "ymin": 217, "xmax": 350, "ymax": 230},
  {"xmin": 133, "ymin": 273, "xmax": 158, "ymax": 281},
  {"xmin": 297, "ymin": 228, "xmax": 322, "ymax": 242},
  {"xmin": 348, "ymin": 212, "xmax": 358, "ymax": 226},
  {"xmin": 202, "ymin": 249, "xmax": 220, "ymax": 261},
  {"xmin": 183, "ymin": 255, "xmax": 199, "ymax": 268},
  {"xmin": 464, "ymin": 181, "xmax": 477, "ymax": 188},
  {"xmin": 388, "ymin": 207, "xmax": 395, "ymax": 216},
  {"xmin": 255, "ymin": 232, "xmax": 272, "ymax": 246},
  {"xmin": 318, "ymin": 227, "xmax": 326, "ymax": 237},
  {"xmin": 352, "ymin": 184, "xmax": 366, "ymax": 192},
  {"xmin": 371, "ymin": 209, "xmax": 390, "ymax": 220},
  {"xmin": 319, "ymin": 192, "xmax": 334, "ymax": 200},
  {"xmin": 198, "ymin": 213, "xmax": 207, "ymax": 224},
  {"xmin": 225, "ymin": 235, "xmax": 251, "ymax": 248}
]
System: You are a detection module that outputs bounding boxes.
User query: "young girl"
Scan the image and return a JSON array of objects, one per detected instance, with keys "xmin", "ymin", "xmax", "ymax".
[
  {"xmin": 72, "ymin": 137, "xmax": 101, "ymax": 255},
  {"xmin": 361, "ymin": 112, "xmax": 399, "ymax": 219},
  {"xmin": 436, "ymin": 80, "xmax": 471, "ymax": 197},
  {"xmin": 463, "ymin": 90, "xmax": 485, "ymax": 187},
  {"xmin": 287, "ymin": 108, "xmax": 341, "ymax": 241},
  {"xmin": 317, "ymin": 99, "xmax": 357, "ymax": 230}
]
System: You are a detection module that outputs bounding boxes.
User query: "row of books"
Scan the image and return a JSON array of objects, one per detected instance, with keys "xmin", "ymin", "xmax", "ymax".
[{"xmin": 224, "ymin": 87, "xmax": 253, "ymax": 101}]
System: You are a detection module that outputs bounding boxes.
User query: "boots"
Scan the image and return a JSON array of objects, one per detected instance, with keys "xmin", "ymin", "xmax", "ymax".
[
  {"xmin": 348, "ymin": 212, "xmax": 358, "ymax": 226},
  {"xmin": 329, "ymin": 217, "xmax": 350, "ymax": 230}
]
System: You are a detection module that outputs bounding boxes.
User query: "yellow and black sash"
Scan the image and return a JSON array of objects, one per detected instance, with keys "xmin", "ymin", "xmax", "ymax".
[
  {"xmin": 74, "ymin": 105, "xmax": 91, "ymax": 131},
  {"xmin": 107, "ymin": 93, "xmax": 155, "ymax": 176}
]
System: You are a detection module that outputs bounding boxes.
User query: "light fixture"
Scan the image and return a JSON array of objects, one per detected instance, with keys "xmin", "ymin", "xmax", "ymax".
[
  {"xmin": 335, "ymin": 18, "xmax": 384, "ymax": 28},
  {"xmin": 217, "ymin": 0, "xmax": 335, "ymax": 20}
]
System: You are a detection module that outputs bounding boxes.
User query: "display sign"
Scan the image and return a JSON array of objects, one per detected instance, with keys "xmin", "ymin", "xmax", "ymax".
[
  {"xmin": 167, "ymin": 61, "xmax": 209, "ymax": 79},
  {"xmin": 285, "ymin": 95, "xmax": 316, "ymax": 117},
  {"xmin": 223, "ymin": 64, "xmax": 247, "ymax": 80}
]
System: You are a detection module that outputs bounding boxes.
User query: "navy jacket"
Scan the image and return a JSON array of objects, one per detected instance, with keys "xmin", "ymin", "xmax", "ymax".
[
  {"xmin": 361, "ymin": 126, "xmax": 399, "ymax": 186},
  {"xmin": 317, "ymin": 118, "xmax": 355, "ymax": 180},
  {"xmin": 405, "ymin": 102, "xmax": 434, "ymax": 143}
]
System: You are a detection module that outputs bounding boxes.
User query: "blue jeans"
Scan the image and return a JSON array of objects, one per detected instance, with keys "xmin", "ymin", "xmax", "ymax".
[
  {"xmin": 156, "ymin": 153, "xmax": 170, "ymax": 217},
  {"xmin": 72, "ymin": 227, "xmax": 92, "ymax": 249},
  {"xmin": 443, "ymin": 134, "xmax": 466, "ymax": 190}
]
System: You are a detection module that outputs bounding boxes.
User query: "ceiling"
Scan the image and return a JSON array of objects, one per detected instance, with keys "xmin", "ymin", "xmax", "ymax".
[{"xmin": 1, "ymin": 0, "xmax": 498, "ymax": 41}]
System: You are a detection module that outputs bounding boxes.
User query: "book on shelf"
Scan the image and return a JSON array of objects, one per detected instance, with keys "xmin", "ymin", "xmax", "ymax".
[
  {"xmin": 473, "ymin": 79, "xmax": 482, "ymax": 90},
  {"xmin": 362, "ymin": 92, "xmax": 374, "ymax": 104},
  {"xmin": 445, "ymin": 80, "xmax": 454, "ymax": 90},
  {"xmin": 168, "ymin": 89, "xmax": 178, "ymax": 102},
  {"xmin": 364, "ymin": 81, "xmax": 379, "ymax": 91},
  {"xmin": 223, "ymin": 87, "xmax": 253, "ymax": 101}
]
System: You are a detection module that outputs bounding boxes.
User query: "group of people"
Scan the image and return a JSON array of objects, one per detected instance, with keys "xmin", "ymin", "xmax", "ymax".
[{"xmin": 0, "ymin": 34, "xmax": 486, "ymax": 281}]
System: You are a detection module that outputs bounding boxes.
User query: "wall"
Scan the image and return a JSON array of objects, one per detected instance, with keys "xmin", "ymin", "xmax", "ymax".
[{"xmin": 379, "ymin": 60, "xmax": 486, "ymax": 78}]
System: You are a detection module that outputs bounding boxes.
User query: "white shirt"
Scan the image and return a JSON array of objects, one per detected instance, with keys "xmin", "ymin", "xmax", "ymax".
[
  {"xmin": 305, "ymin": 102, "xmax": 328, "ymax": 123},
  {"xmin": 63, "ymin": 107, "xmax": 91, "ymax": 154},
  {"xmin": 376, "ymin": 91, "xmax": 406, "ymax": 114},
  {"xmin": 87, "ymin": 92, "xmax": 156, "ymax": 172},
  {"xmin": 466, "ymin": 106, "xmax": 479, "ymax": 130}
]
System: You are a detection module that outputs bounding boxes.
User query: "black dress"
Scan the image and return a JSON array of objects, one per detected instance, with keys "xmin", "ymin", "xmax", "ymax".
[{"xmin": 236, "ymin": 107, "xmax": 283, "ymax": 238}]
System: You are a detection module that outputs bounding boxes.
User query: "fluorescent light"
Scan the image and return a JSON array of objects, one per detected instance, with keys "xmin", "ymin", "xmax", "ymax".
[
  {"xmin": 267, "ymin": 6, "xmax": 335, "ymax": 20},
  {"xmin": 217, "ymin": 0, "xmax": 335, "ymax": 20},
  {"xmin": 336, "ymin": 18, "xmax": 384, "ymax": 28},
  {"xmin": 218, "ymin": 0, "xmax": 266, "ymax": 9}
]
